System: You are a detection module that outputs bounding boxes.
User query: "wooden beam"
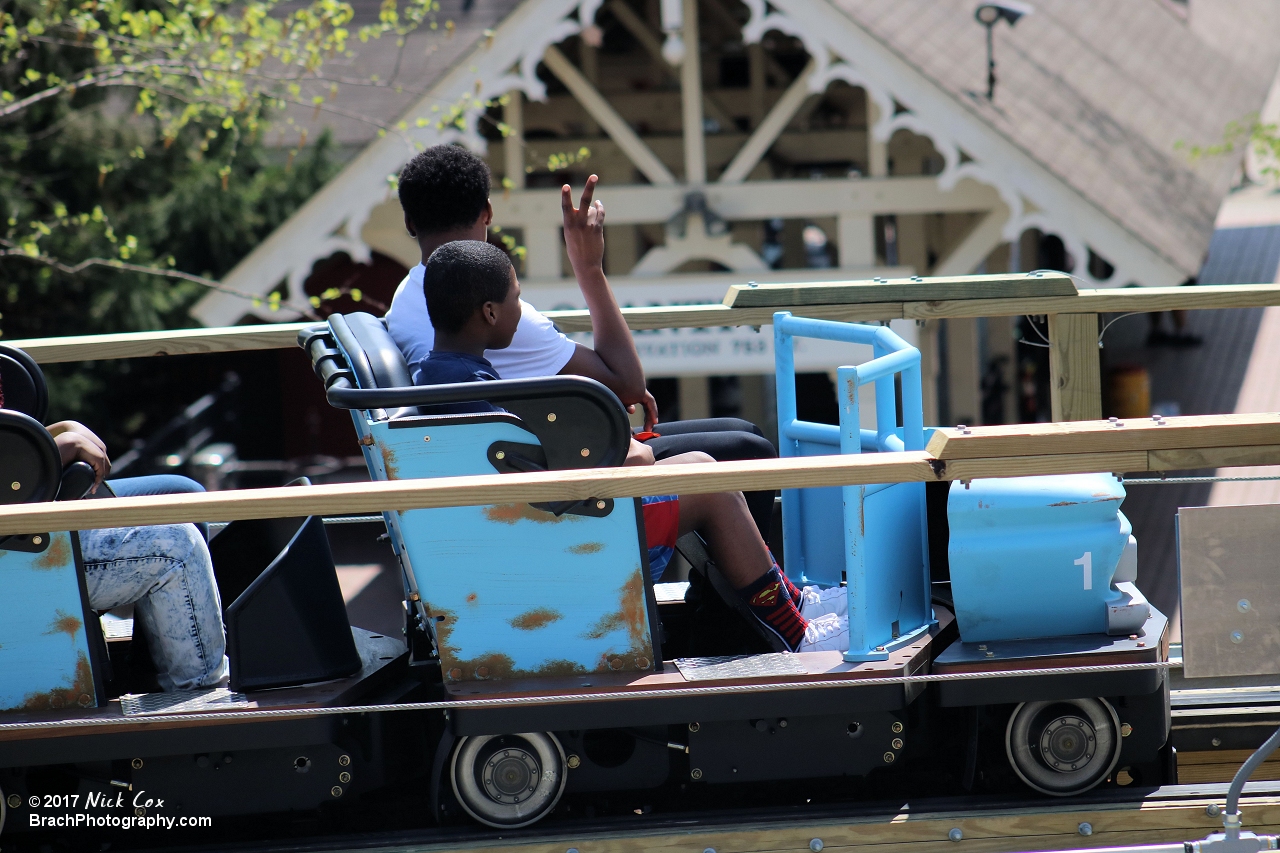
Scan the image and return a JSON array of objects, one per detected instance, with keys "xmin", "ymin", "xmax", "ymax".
[
  {"xmin": 502, "ymin": 91, "xmax": 525, "ymax": 191},
  {"xmin": 719, "ymin": 59, "xmax": 817, "ymax": 184},
  {"xmin": 604, "ymin": 0, "xmax": 734, "ymax": 129},
  {"xmin": 926, "ymin": 413, "xmax": 1280, "ymax": 460},
  {"xmin": 723, "ymin": 273, "xmax": 1078, "ymax": 307},
  {"xmin": 541, "ymin": 46, "xmax": 677, "ymax": 186},
  {"xmin": 4, "ymin": 413, "xmax": 1277, "ymax": 534},
  {"xmin": 12, "ymin": 280, "xmax": 1280, "ymax": 364},
  {"xmin": 930, "ymin": 205, "xmax": 1009, "ymax": 277},
  {"xmin": 8, "ymin": 324, "xmax": 314, "ymax": 364},
  {"xmin": 490, "ymin": 175, "xmax": 1004, "ymax": 227},
  {"xmin": 680, "ymin": 0, "xmax": 706, "ymax": 184},
  {"xmin": 1048, "ymin": 313, "xmax": 1102, "ymax": 421}
]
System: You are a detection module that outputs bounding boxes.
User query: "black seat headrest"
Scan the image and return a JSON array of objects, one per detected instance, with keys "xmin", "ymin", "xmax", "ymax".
[
  {"xmin": 0, "ymin": 410, "xmax": 62, "ymax": 505},
  {"xmin": 329, "ymin": 313, "xmax": 413, "ymax": 390},
  {"xmin": 0, "ymin": 345, "xmax": 49, "ymax": 423}
]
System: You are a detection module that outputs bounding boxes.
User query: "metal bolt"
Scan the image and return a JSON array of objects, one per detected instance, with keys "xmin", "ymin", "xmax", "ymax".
[
  {"xmin": 891, "ymin": 721, "xmax": 904, "ymax": 734},
  {"xmin": 1239, "ymin": 599, "xmax": 1252, "ymax": 613},
  {"xmin": 637, "ymin": 657, "xmax": 651, "ymax": 669},
  {"xmin": 810, "ymin": 839, "xmax": 824, "ymax": 852},
  {"xmin": 547, "ymin": 413, "xmax": 557, "ymax": 422},
  {"xmin": 985, "ymin": 651, "xmax": 995, "ymax": 658},
  {"xmin": 580, "ymin": 448, "xmax": 590, "ymax": 457},
  {"xmin": 690, "ymin": 768, "xmax": 703, "ymax": 780},
  {"xmin": 1078, "ymin": 822, "xmax": 1093, "ymax": 837},
  {"xmin": 883, "ymin": 751, "xmax": 895, "ymax": 764},
  {"xmin": 1207, "ymin": 804, "xmax": 1222, "ymax": 817},
  {"xmin": 495, "ymin": 450, "xmax": 506, "ymax": 459},
  {"xmin": 892, "ymin": 738, "xmax": 904, "ymax": 750},
  {"xmin": 31, "ymin": 535, "xmax": 42, "ymax": 545},
  {"xmin": 136, "ymin": 807, "xmax": 146, "ymax": 817},
  {"xmin": 477, "ymin": 666, "xmax": 490, "ymax": 678},
  {"xmin": 9, "ymin": 481, "xmax": 19, "ymax": 490},
  {"xmin": 688, "ymin": 722, "xmax": 700, "ymax": 732},
  {"xmin": 339, "ymin": 754, "xmax": 350, "ymax": 766},
  {"xmin": 1120, "ymin": 723, "xmax": 1133, "ymax": 738},
  {"xmin": 339, "ymin": 771, "xmax": 351, "ymax": 784},
  {"xmin": 596, "ymin": 500, "xmax": 606, "ymax": 509},
  {"xmin": 704, "ymin": 848, "xmax": 716, "ymax": 853},
  {"xmin": 131, "ymin": 758, "xmax": 144, "ymax": 770},
  {"xmin": 1212, "ymin": 737, "xmax": 1223, "ymax": 747},
  {"xmin": 7, "ymin": 794, "xmax": 20, "ymax": 808},
  {"xmin": 949, "ymin": 828, "xmax": 963, "ymax": 842},
  {"xmin": 449, "ymin": 668, "xmax": 462, "ymax": 680},
  {"xmin": 1232, "ymin": 631, "xmax": 1245, "ymax": 644},
  {"xmin": 1109, "ymin": 417, "xmax": 1118, "ymax": 423},
  {"xmin": 422, "ymin": 435, "xmax": 430, "ymax": 442},
  {"xmin": 566, "ymin": 754, "xmax": 581, "ymax": 769},
  {"xmin": 568, "ymin": 849, "xmax": 580, "ymax": 853},
  {"xmin": 331, "ymin": 786, "xmax": 343, "ymax": 797}
]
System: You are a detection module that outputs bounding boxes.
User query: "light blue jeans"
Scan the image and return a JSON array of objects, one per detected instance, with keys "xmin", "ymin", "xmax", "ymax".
[{"xmin": 82, "ymin": 476, "xmax": 229, "ymax": 691}]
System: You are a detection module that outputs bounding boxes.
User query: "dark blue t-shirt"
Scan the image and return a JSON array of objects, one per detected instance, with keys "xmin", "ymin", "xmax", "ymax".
[{"xmin": 412, "ymin": 351, "xmax": 502, "ymax": 414}]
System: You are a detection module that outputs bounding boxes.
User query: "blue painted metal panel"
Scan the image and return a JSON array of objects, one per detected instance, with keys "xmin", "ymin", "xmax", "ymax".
[
  {"xmin": 947, "ymin": 474, "xmax": 1132, "ymax": 642},
  {"xmin": 361, "ymin": 416, "xmax": 657, "ymax": 683},
  {"xmin": 0, "ymin": 532, "xmax": 98, "ymax": 712},
  {"xmin": 773, "ymin": 313, "xmax": 933, "ymax": 661}
]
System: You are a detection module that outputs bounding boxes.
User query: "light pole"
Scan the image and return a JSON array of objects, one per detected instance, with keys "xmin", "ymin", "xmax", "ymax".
[{"xmin": 974, "ymin": 2, "xmax": 1032, "ymax": 101}]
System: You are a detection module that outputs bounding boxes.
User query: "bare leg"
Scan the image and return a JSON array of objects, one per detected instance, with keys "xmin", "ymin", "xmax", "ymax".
[{"xmin": 655, "ymin": 452, "xmax": 773, "ymax": 589}]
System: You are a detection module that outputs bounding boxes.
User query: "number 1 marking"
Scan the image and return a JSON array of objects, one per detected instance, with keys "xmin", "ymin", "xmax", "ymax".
[{"xmin": 1074, "ymin": 552, "xmax": 1092, "ymax": 590}]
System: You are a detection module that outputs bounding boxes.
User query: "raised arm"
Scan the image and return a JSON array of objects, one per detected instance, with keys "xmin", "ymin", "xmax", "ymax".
[{"xmin": 558, "ymin": 175, "xmax": 649, "ymax": 412}]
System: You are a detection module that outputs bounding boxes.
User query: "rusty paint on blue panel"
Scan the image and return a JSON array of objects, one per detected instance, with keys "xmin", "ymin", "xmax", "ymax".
[
  {"xmin": 0, "ymin": 532, "xmax": 98, "ymax": 713},
  {"xmin": 361, "ymin": 416, "xmax": 656, "ymax": 683}
]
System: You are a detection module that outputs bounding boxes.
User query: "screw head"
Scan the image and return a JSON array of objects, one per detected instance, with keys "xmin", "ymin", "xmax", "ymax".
[
  {"xmin": 339, "ymin": 754, "xmax": 350, "ymax": 766},
  {"xmin": 7, "ymin": 794, "xmax": 20, "ymax": 808},
  {"xmin": 31, "ymin": 535, "xmax": 42, "ymax": 545},
  {"xmin": 1232, "ymin": 631, "xmax": 1245, "ymax": 644},
  {"xmin": 131, "ymin": 758, "xmax": 144, "ymax": 769},
  {"xmin": 1239, "ymin": 599, "xmax": 1252, "ymax": 613},
  {"xmin": 135, "ymin": 806, "xmax": 146, "ymax": 817},
  {"xmin": 688, "ymin": 722, "xmax": 700, "ymax": 732},
  {"xmin": 948, "ymin": 828, "xmax": 963, "ymax": 842},
  {"xmin": 1207, "ymin": 804, "xmax": 1222, "ymax": 817},
  {"xmin": 566, "ymin": 754, "xmax": 581, "ymax": 769},
  {"xmin": 422, "ymin": 435, "xmax": 431, "ymax": 442},
  {"xmin": 339, "ymin": 771, "xmax": 352, "ymax": 784},
  {"xmin": 883, "ymin": 751, "xmax": 895, "ymax": 764},
  {"xmin": 637, "ymin": 656, "xmax": 651, "ymax": 669},
  {"xmin": 9, "ymin": 481, "xmax": 19, "ymax": 490},
  {"xmin": 596, "ymin": 500, "xmax": 606, "ymax": 509},
  {"xmin": 810, "ymin": 839, "xmax": 824, "ymax": 852},
  {"xmin": 1078, "ymin": 823, "xmax": 1093, "ymax": 836},
  {"xmin": 892, "ymin": 738, "xmax": 904, "ymax": 750},
  {"xmin": 495, "ymin": 450, "xmax": 506, "ymax": 459},
  {"xmin": 690, "ymin": 768, "xmax": 703, "ymax": 780},
  {"xmin": 580, "ymin": 447, "xmax": 590, "ymax": 457},
  {"xmin": 331, "ymin": 786, "xmax": 343, "ymax": 797},
  {"xmin": 891, "ymin": 721, "xmax": 904, "ymax": 734},
  {"xmin": 1120, "ymin": 723, "xmax": 1133, "ymax": 738},
  {"xmin": 547, "ymin": 413, "xmax": 557, "ymax": 422},
  {"xmin": 1212, "ymin": 737, "xmax": 1223, "ymax": 747}
]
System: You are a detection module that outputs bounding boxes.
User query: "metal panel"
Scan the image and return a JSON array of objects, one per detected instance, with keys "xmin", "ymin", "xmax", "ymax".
[
  {"xmin": 947, "ymin": 474, "xmax": 1132, "ymax": 642},
  {"xmin": 1178, "ymin": 503, "xmax": 1280, "ymax": 679},
  {"xmin": 0, "ymin": 531, "xmax": 99, "ymax": 712},
  {"xmin": 367, "ymin": 417, "xmax": 658, "ymax": 683}
]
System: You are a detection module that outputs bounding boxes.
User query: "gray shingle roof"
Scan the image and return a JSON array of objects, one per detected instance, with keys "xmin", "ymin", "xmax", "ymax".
[{"xmin": 829, "ymin": 0, "xmax": 1280, "ymax": 277}]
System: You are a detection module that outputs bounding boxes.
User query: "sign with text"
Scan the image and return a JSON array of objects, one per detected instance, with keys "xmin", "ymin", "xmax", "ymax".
[{"xmin": 522, "ymin": 279, "xmax": 918, "ymax": 378}]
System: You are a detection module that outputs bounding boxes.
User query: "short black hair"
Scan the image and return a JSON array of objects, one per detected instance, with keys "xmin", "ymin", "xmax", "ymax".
[
  {"xmin": 423, "ymin": 240, "xmax": 515, "ymax": 334},
  {"xmin": 398, "ymin": 144, "xmax": 492, "ymax": 235}
]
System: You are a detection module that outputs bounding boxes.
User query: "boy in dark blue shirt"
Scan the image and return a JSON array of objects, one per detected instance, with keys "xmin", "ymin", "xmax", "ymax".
[{"xmin": 415, "ymin": 239, "xmax": 848, "ymax": 653}]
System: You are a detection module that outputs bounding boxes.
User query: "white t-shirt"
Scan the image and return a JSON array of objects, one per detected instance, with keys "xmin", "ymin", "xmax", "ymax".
[{"xmin": 385, "ymin": 263, "xmax": 577, "ymax": 379}]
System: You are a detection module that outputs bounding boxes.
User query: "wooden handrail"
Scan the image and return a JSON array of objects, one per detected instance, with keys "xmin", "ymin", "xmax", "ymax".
[
  {"xmin": 2, "ymin": 416, "xmax": 1277, "ymax": 536},
  {"xmin": 9, "ymin": 282, "xmax": 1280, "ymax": 362}
]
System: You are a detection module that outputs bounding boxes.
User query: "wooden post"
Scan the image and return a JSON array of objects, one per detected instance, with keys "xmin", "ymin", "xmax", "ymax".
[
  {"xmin": 680, "ymin": 0, "xmax": 706, "ymax": 184},
  {"xmin": 1047, "ymin": 313, "xmax": 1102, "ymax": 421},
  {"xmin": 502, "ymin": 92, "xmax": 525, "ymax": 191}
]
